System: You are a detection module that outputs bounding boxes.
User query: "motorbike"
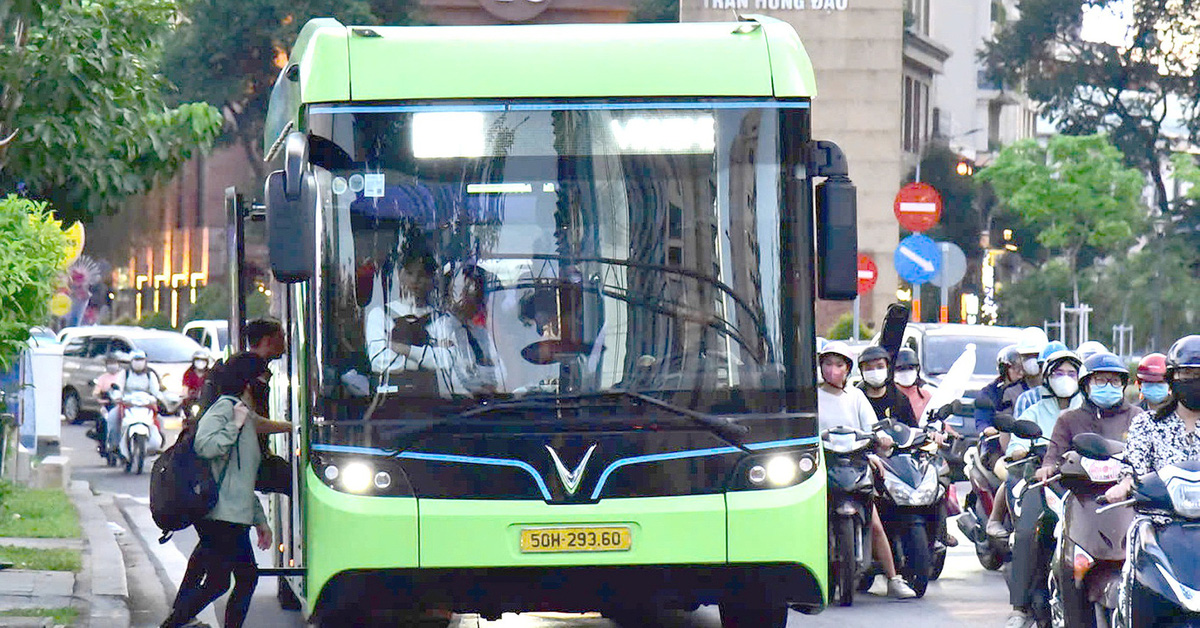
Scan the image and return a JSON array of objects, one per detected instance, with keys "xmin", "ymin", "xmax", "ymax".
[
  {"xmin": 1040, "ymin": 433, "xmax": 1131, "ymax": 628},
  {"xmin": 1004, "ymin": 418, "xmax": 1060, "ymax": 628},
  {"xmin": 919, "ymin": 414, "xmax": 958, "ymax": 581},
  {"xmin": 822, "ymin": 425, "xmax": 878, "ymax": 606},
  {"xmin": 114, "ymin": 390, "xmax": 164, "ymax": 475},
  {"xmin": 864, "ymin": 419, "xmax": 946, "ymax": 598},
  {"xmin": 85, "ymin": 381, "xmax": 119, "ymax": 466},
  {"xmin": 1100, "ymin": 457, "xmax": 1200, "ymax": 628},
  {"xmin": 957, "ymin": 422, "xmax": 1009, "ymax": 570}
]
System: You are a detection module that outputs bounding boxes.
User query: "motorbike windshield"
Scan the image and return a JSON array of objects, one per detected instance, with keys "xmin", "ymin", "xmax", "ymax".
[{"xmin": 307, "ymin": 102, "xmax": 798, "ymax": 427}]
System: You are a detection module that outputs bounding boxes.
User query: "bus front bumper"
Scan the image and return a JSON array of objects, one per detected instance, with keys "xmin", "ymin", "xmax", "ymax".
[{"xmin": 311, "ymin": 563, "xmax": 825, "ymax": 621}]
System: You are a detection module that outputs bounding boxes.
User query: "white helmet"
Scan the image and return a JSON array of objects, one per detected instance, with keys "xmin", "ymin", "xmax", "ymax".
[
  {"xmin": 818, "ymin": 341, "xmax": 856, "ymax": 367},
  {"xmin": 1075, "ymin": 341, "xmax": 1108, "ymax": 363},
  {"xmin": 1015, "ymin": 326, "xmax": 1049, "ymax": 355}
]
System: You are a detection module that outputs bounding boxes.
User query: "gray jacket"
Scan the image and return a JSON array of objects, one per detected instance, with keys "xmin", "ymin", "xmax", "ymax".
[{"xmin": 194, "ymin": 395, "xmax": 266, "ymax": 526}]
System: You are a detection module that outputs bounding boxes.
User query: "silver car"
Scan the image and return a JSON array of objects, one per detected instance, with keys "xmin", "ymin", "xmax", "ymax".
[{"xmin": 59, "ymin": 326, "xmax": 204, "ymax": 423}]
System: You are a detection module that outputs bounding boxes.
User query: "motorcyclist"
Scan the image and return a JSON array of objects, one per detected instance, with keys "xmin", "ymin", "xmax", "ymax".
[
  {"xmin": 974, "ymin": 344, "xmax": 1025, "ymax": 433},
  {"xmin": 1034, "ymin": 352, "xmax": 1138, "ymax": 481},
  {"xmin": 1074, "ymin": 340, "xmax": 1109, "ymax": 364},
  {"xmin": 1010, "ymin": 340, "xmax": 1071, "ymax": 426},
  {"xmin": 1135, "ymin": 352, "xmax": 1172, "ymax": 412},
  {"xmin": 817, "ymin": 342, "xmax": 916, "ymax": 599},
  {"xmin": 183, "ymin": 350, "xmax": 211, "ymax": 407},
  {"xmin": 894, "ymin": 348, "xmax": 933, "ymax": 421},
  {"xmin": 104, "ymin": 350, "xmax": 166, "ymax": 456},
  {"xmin": 1104, "ymin": 335, "xmax": 1200, "ymax": 505},
  {"xmin": 857, "ymin": 345, "xmax": 918, "ymax": 428},
  {"xmin": 92, "ymin": 353, "xmax": 122, "ymax": 409},
  {"xmin": 1000, "ymin": 347, "xmax": 1084, "ymax": 628},
  {"xmin": 1001, "ymin": 327, "xmax": 1049, "ymax": 411}
]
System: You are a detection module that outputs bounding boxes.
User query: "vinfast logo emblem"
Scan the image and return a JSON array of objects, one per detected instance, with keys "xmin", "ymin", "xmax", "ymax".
[{"xmin": 545, "ymin": 444, "xmax": 597, "ymax": 495}]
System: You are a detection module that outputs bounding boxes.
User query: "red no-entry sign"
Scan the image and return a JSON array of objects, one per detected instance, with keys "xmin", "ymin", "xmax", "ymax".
[
  {"xmin": 857, "ymin": 254, "xmax": 878, "ymax": 295},
  {"xmin": 894, "ymin": 182, "xmax": 943, "ymax": 233}
]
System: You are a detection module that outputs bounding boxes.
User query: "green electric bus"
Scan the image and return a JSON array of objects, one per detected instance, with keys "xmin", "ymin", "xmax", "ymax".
[{"xmin": 247, "ymin": 15, "xmax": 859, "ymax": 628}]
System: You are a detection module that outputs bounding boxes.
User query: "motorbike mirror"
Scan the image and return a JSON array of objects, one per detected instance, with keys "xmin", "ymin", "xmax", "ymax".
[
  {"xmin": 992, "ymin": 411, "xmax": 1016, "ymax": 433},
  {"xmin": 1071, "ymin": 433, "xmax": 1125, "ymax": 460},
  {"xmin": 1010, "ymin": 419, "xmax": 1042, "ymax": 440}
]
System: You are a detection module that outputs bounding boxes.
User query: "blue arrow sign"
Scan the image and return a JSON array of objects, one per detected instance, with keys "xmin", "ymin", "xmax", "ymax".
[{"xmin": 894, "ymin": 233, "xmax": 942, "ymax": 284}]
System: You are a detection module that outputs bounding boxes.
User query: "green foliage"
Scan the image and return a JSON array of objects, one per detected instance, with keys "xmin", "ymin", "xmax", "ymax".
[
  {"xmin": 0, "ymin": 196, "xmax": 69, "ymax": 369},
  {"xmin": 0, "ymin": 0, "xmax": 223, "ymax": 223},
  {"xmin": 0, "ymin": 481, "xmax": 81, "ymax": 538},
  {"xmin": 980, "ymin": 0, "xmax": 1200, "ymax": 214},
  {"xmin": 184, "ymin": 282, "xmax": 269, "ymax": 323},
  {"xmin": 0, "ymin": 608, "xmax": 80, "ymax": 626},
  {"xmin": 0, "ymin": 545, "xmax": 82, "ymax": 571},
  {"xmin": 978, "ymin": 135, "xmax": 1144, "ymax": 269},
  {"xmin": 161, "ymin": 0, "xmax": 390, "ymax": 180},
  {"xmin": 825, "ymin": 312, "xmax": 872, "ymax": 341},
  {"xmin": 137, "ymin": 309, "xmax": 174, "ymax": 331}
]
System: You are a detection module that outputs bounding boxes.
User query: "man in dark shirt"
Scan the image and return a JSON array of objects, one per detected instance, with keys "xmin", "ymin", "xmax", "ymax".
[{"xmin": 856, "ymin": 345, "xmax": 918, "ymax": 427}]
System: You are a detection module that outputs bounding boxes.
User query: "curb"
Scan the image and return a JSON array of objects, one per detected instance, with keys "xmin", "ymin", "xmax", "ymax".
[{"xmin": 67, "ymin": 481, "xmax": 130, "ymax": 628}]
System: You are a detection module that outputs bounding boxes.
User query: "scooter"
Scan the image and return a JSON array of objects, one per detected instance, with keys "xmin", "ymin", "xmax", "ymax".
[
  {"xmin": 1004, "ymin": 418, "xmax": 1060, "ymax": 628},
  {"xmin": 822, "ymin": 425, "xmax": 878, "ymax": 606},
  {"xmin": 866, "ymin": 420, "xmax": 946, "ymax": 598},
  {"xmin": 1101, "ymin": 458, "xmax": 1200, "ymax": 627},
  {"xmin": 85, "ymin": 382, "xmax": 119, "ymax": 466},
  {"xmin": 114, "ymin": 390, "xmax": 164, "ymax": 475},
  {"xmin": 957, "ymin": 424, "xmax": 1009, "ymax": 570},
  {"xmin": 1042, "ymin": 434, "xmax": 1130, "ymax": 628}
]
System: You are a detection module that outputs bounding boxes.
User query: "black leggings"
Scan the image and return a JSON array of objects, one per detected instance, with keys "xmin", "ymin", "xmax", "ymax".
[{"xmin": 164, "ymin": 519, "xmax": 258, "ymax": 628}]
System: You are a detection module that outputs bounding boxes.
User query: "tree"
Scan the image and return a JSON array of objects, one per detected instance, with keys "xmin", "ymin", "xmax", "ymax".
[
  {"xmin": 977, "ymin": 134, "xmax": 1144, "ymax": 305},
  {"xmin": 0, "ymin": 196, "xmax": 70, "ymax": 368},
  {"xmin": 0, "ymin": 0, "xmax": 223, "ymax": 223},
  {"xmin": 161, "ymin": 1, "xmax": 395, "ymax": 183},
  {"xmin": 981, "ymin": 0, "xmax": 1200, "ymax": 217}
]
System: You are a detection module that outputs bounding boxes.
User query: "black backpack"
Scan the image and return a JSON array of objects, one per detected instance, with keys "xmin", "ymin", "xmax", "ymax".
[{"xmin": 148, "ymin": 400, "xmax": 237, "ymax": 543}]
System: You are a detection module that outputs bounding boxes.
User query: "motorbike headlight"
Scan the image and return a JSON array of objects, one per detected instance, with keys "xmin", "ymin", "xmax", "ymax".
[{"xmin": 1168, "ymin": 481, "xmax": 1200, "ymax": 518}]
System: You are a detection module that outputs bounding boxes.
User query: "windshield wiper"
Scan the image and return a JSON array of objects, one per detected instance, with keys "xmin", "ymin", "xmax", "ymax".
[{"xmin": 416, "ymin": 391, "xmax": 751, "ymax": 451}]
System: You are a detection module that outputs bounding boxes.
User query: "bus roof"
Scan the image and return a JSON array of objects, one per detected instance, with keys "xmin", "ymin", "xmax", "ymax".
[{"xmin": 284, "ymin": 16, "xmax": 815, "ymax": 103}]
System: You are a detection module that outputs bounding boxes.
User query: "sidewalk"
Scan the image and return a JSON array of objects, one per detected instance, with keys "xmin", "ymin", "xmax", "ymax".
[{"xmin": 0, "ymin": 481, "xmax": 130, "ymax": 627}]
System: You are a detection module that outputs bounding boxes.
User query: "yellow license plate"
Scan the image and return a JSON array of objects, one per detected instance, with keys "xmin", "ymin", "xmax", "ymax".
[{"xmin": 519, "ymin": 526, "xmax": 632, "ymax": 553}]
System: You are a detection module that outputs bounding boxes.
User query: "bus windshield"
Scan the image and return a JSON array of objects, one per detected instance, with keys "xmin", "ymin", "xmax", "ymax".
[{"xmin": 308, "ymin": 102, "xmax": 799, "ymax": 422}]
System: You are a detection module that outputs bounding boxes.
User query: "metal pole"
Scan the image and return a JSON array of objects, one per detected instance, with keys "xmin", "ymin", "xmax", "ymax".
[
  {"xmin": 912, "ymin": 284, "xmax": 922, "ymax": 323},
  {"xmin": 938, "ymin": 242, "xmax": 950, "ymax": 323},
  {"xmin": 224, "ymin": 188, "xmax": 245, "ymax": 354},
  {"xmin": 853, "ymin": 295, "xmax": 861, "ymax": 341}
]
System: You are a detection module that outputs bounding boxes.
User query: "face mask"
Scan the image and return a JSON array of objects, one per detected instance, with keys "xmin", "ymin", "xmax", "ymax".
[
  {"xmin": 106, "ymin": 364, "xmax": 119, "ymax": 374},
  {"xmin": 1088, "ymin": 383, "xmax": 1124, "ymax": 408},
  {"xmin": 862, "ymin": 368, "xmax": 888, "ymax": 388},
  {"xmin": 895, "ymin": 370, "xmax": 918, "ymax": 387},
  {"xmin": 131, "ymin": 359, "xmax": 147, "ymax": 371},
  {"xmin": 1049, "ymin": 374, "xmax": 1078, "ymax": 398},
  {"xmin": 1023, "ymin": 358, "xmax": 1040, "ymax": 377},
  {"xmin": 1172, "ymin": 378, "xmax": 1200, "ymax": 411},
  {"xmin": 1141, "ymin": 382, "xmax": 1171, "ymax": 404}
]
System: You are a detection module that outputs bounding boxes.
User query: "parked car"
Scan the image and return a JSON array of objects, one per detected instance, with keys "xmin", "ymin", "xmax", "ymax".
[
  {"xmin": 181, "ymin": 319, "xmax": 229, "ymax": 357},
  {"xmin": 898, "ymin": 323, "xmax": 1026, "ymax": 435},
  {"xmin": 59, "ymin": 326, "xmax": 204, "ymax": 423}
]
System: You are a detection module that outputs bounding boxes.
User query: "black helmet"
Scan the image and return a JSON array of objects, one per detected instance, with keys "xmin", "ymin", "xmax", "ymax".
[
  {"xmin": 857, "ymin": 345, "xmax": 890, "ymax": 366},
  {"xmin": 1080, "ymin": 352, "xmax": 1129, "ymax": 386},
  {"xmin": 895, "ymin": 348, "xmax": 919, "ymax": 370},
  {"xmin": 1166, "ymin": 335, "xmax": 1200, "ymax": 379},
  {"xmin": 996, "ymin": 344, "xmax": 1021, "ymax": 372}
]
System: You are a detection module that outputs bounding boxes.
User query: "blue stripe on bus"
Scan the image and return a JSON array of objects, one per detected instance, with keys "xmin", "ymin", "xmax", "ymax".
[
  {"xmin": 313, "ymin": 436, "xmax": 820, "ymax": 502},
  {"xmin": 396, "ymin": 451, "xmax": 552, "ymax": 501},
  {"xmin": 310, "ymin": 101, "xmax": 812, "ymax": 115},
  {"xmin": 589, "ymin": 437, "xmax": 820, "ymax": 500}
]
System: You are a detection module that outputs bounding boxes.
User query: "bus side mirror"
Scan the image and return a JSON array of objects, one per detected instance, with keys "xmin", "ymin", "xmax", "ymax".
[
  {"xmin": 266, "ymin": 132, "xmax": 316, "ymax": 283},
  {"xmin": 813, "ymin": 140, "xmax": 857, "ymax": 301}
]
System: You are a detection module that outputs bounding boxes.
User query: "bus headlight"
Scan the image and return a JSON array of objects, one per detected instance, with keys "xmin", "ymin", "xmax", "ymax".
[
  {"xmin": 311, "ymin": 453, "xmax": 412, "ymax": 497},
  {"xmin": 341, "ymin": 463, "xmax": 372, "ymax": 493},
  {"xmin": 766, "ymin": 456, "xmax": 798, "ymax": 486},
  {"xmin": 730, "ymin": 450, "xmax": 820, "ymax": 491}
]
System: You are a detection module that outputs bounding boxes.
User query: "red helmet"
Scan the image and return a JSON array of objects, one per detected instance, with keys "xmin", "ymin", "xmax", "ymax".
[{"xmin": 1137, "ymin": 353, "xmax": 1168, "ymax": 383}]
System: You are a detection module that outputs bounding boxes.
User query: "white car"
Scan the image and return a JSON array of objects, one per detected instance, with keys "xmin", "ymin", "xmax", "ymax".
[
  {"xmin": 58, "ymin": 326, "xmax": 204, "ymax": 423},
  {"xmin": 181, "ymin": 319, "xmax": 229, "ymax": 357}
]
